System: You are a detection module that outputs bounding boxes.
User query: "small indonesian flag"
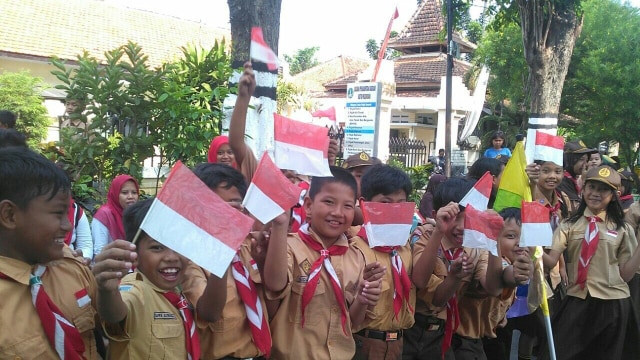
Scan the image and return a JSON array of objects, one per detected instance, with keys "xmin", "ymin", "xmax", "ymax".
[
  {"xmin": 141, "ymin": 162, "xmax": 254, "ymax": 277},
  {"xmin": 243, "ymin": 152, "xmax": 303, "ymax": 224},
  {"xmin": 75, "ymin": 288, "xmax": 91, "ymax": 308},
  {"xmin": 311, "ymin": 107, "xmax": 337, "ymax": 121},
  {"xmin": 463, "ymin": 204, "xmax": 504, "ymax": 256},
  {"xmin": 459, "ymin": 171, "xmax": 493, "ymax": 211},
  {"xmin": 251, "ymin": 27, "xmax": 279, "ymax": 71},
  {"xmin": 520, "ymin": 201, "xmax": 553, "ymax": 247},
  {"xmin": 360, "ymin": 200, "xmax": 415, "ymax": 247},
  {"xmin": 274, "ymin": 113, "xmax": 332, "ymax": 177},
  {"xmin": 533, "ymin": 131, "xmax": 564, "ymax": 166}
]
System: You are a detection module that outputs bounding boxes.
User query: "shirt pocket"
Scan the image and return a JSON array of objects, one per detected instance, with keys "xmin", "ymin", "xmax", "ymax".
[
  {"xmin": 289, "ymin": 281, "xmax": 325, "ymax": 326},
  {"xmin": 211, "ymin": 279, "xmax": 244, "ymax": 332},
  {"xmin": 72, "ymin": 302, "xmax": 96, "ymax": 334},
  {"xmin": 152, "ymin": 322, "xmax": 183, "ymax": 339},
  {"xmin": 0, "ymin": 335, "xmax": 52, "ymax": 359}
]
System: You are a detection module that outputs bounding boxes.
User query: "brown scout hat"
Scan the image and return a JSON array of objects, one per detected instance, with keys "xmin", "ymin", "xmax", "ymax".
[
  {"xmin": 584, "ymin": 165, "xmax": 621, "ymax": 190},
  {"xmin": 343, "ymin": 151, "xmax": 374, "ymax": 169},
  {"xmin": 564, "ymin": 140, "xmax": 598, "ymax": 155}
]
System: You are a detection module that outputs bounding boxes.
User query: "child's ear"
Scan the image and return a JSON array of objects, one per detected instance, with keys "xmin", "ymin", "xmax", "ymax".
[
  {"xmin": 0, "ymin": 200, "xmax": 18, "ymax": 230},
  {"xmin": 431, "ymin": 209, "xmax": 437, "ymax": 219},
  {"xmin": 303, "ymin": 195, "xmax": 313, "ymax": 215},
  {"xmin": 616, "ymin": 190, "xmax": 622, "ymax": 198}
]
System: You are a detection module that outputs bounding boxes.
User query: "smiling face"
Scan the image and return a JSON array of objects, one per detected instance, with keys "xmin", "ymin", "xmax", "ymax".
[
  {"xmin": 498, "ymin": 218, "xmax": 524, "ymax": 263},
  {"xmin": 583, "ymin": 180, "xmax": 615, "ymax": 214},
  {"xmin": 304, "ymin": 182, "xmax": 355, "ymax": 246},
  {"xmin": 135, "ymin": 235, "xmax": 188, "ymax": 291},
  {"xmin": 5, "ymin": 190, "xmax": 72, "ymax": 264},
  {"xmin": 441, "ymin": 210, "xmax": 466, "ymax": 249},
  {"xmin": 572, "ymin": 154, "xmax": 589, "ymax": 176},
  {"xmin": 216, "ymin": 143, "xmax": 235, "ymax": 166},
  {"xmin": 118, "ymin": 180, "xmax": 139, "ymax": 210},
  {"xmin": 538, "ymin": 162, "xmax": 563, "ymax": 192}
]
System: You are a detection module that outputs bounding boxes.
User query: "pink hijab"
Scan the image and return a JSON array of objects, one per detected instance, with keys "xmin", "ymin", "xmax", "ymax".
[
  {"xmin": 207, "ymin": 135, "xmax": 237, "ymax": 168},
  {"xmin": 94, "ymin": 174, "xmax": 139, "ymax": 241}
]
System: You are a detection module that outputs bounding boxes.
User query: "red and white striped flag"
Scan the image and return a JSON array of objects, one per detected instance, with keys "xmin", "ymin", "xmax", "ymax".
[
  {"xmin": 140, "ymin": 161, "xmax": 254, "ymax": 277},
  {"xmin": 533, "ymin": 131, "xmax": 564, "ymax": 166},
  {"xmin": 274, "ymin": 113, "xmax": 332, "ymax": 177},
  {"xmin": 459, "ymin": 171, "xmax": 493, "ymax": 211},
  {"xmin": 520, "ymin": 201, "xmax": 553, "ymax": 247},
  {"xmin": 243, "ymin": 152, "xmax": 303, "ymax": 224},
  {"xmin": 251, "ymin": 27, "xmax": 279, "ymax": 71},
  {"xmin": 463, "ymin": 204, "xmax": 504, "ymax": 256},
  {"xmin": 361, "ymin": 200, "xmax": 415, "ymax": 247}
]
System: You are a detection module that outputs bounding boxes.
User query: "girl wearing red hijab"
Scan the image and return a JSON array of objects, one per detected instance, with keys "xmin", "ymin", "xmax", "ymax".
[{"xmin": 92, "ymin": 174, "xmax": 139, "ymax": 256}]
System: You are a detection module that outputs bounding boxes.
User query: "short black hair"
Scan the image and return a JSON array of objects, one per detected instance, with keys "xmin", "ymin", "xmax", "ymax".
[
  {"xmin": 0, "ymin": 147, "xmax": 70, "ymax": 209},
  {"xmin": 308, "ymin": 166, "xmax": 357, "ymax": 201},
  {"xmin": 0, "ymin": 129, "xmax": 27, "ymax": 148},
  {"xmin": 468, "ymin": 157, "xmax": 502, "ymax": 179},
  {"xmin": 432, "ymin": 177, "xmax": 475, "ymax": 211},
  {"xmin": 192, "ymin": 162, "xmax": 248, "ymax": 198},
  {"xmin": 0, "ymin": 110, "xmax": 17, "ymax": 128},
  {"xmin": 491, "ymin": 130, "xmax": 505, "ymax": 141},
  {"xmin": 499, "ymin": 207, "xmax": 522, "ymax": 225},
  {"xmin": 360, "ymin": 164, "xmax": 412, "ymax": 201},
  {"xmin": 123, "ymin": 198, "xmax": 154, "ymax": 243}
]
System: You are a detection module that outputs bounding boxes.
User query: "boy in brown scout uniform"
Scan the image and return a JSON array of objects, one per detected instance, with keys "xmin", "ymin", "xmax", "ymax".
[
  {"xmin": 93, "ymin": 198, "xmax": 226, "ymax": 359},
  {"xmin": 0, "ymin": 147, "xmax": 100, "ymax": 359},
  {"xmin": 263, "ymin": 166, "xmax": 385, "ymax": 359},
  {"xmin": 350, "ymin": 164, "xmax": 416, "ymax": 360}
]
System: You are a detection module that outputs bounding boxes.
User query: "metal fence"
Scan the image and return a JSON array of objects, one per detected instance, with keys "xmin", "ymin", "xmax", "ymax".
[{"xmin": 389, "ymin": 137, "xmax": 428, "ymax": 168}]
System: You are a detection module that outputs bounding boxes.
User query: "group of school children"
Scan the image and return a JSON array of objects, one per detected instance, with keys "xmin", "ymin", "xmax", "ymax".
[{"xmin": 1, "ymin": 61, "xmax": 640, "ymax": 360}]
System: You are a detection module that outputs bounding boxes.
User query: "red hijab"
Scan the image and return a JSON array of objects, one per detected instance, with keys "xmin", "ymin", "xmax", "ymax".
[
  {"xmin": 94, "ymin": 174, "xmax": 139, "ymax": 241},
  {"xmin": 207, "ymin": 135, "xmax": 237, "ymax": 168}
]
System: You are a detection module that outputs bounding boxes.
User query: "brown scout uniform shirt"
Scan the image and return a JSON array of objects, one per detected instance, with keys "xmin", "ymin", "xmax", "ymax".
[{"xmin": 0, "ymin": 247, "xmax": 99, "ymax": 359}]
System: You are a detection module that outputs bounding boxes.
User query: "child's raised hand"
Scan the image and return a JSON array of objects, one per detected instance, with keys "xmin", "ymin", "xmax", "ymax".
[
  {"xmin": 450, "ymin": 255, "xmax": 474, "ymax": 279},
  {"xmin": 356, "ymin": 279, "xmax": 382, "ymax": 306},
  {"xmin": 249, "ymin": 230, "xmax": 269, "ymax": 270},
  {"xmin": 512, "ymin": 252, "xmax": 533, "ymax": 285},
  {"xmin": 435, "ymin": 202, "xmax": 460, "ymax": 233},
  {"xmin": 92, "ymin": 240, "xmax": 136, "ymax": 291},
  {"xmin": 525, "ymin": 163, "xmax": 540, "ymax": 183},
  {"xmin": 363, "ymin": 262, "xmax": 386, "ymax": 282},
  {"xmin": 328, "ymin": 138, "xmax": 339, "ymax": 166},
  {"xmin": 238, "ymin": 61, "xmax": 256, "ymax": 98}
]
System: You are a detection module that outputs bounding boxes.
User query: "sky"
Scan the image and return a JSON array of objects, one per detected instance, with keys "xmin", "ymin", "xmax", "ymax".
[{"xmin": 107, "ymin": 0, "xmax": 640, "ymax": 62}]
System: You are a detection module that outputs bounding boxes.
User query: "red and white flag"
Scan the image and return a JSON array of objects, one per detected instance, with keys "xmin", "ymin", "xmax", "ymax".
[
  {"xmin": 361, "ymin": 200, "xmax": 415, "ymax": 247},
  {"xmin": 250, "ymin": 27, "xmax": 279, "ymax": 71},
  {"xmin": 459, "ymin": 171, "xmax": 493, "ymax": 211},
  {"xmin": 533, "ymin": 131, "xmax": 564, "ymax": 166},
  {"xmin": 274, "ymin": 113, "xmax": 332, "ymax": 177},
  {"xmin": 520, "ymin": 201, "xmax": 553, "ymax": 247},
  {"xmin": 463, "ymin": 204, "xmax": 504, "ymax": 256},
  {"xmin": 140, "ymin": 162, "xmax": 254, "ymax": 277},
  {"xmin": 311, "ymin": 107, "xmax": 337, "ymax": 121},
  {"xmin": 243, "ymin": 152, "xmax": 303, "ymax": 224}
]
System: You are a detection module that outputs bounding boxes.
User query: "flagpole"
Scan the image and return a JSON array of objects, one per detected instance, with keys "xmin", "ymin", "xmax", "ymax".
[{"xmin": 536, "ymin": 248, "xmax": 557, "ymax": 360}]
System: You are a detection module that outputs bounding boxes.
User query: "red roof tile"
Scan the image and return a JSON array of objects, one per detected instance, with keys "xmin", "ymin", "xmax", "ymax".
[
  {"xmin": 0, "ymin": 0, "xmax": 229, "ymax": 67},
  {"xmin": 394, "ymin": 53, "xmax": 470, "ymax": 85}
]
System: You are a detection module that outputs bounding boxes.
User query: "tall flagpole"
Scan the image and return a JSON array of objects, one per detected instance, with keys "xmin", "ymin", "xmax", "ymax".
[
  {"xmin": 372, "ymin": 7, "xmax": 399, "ymax": 82},
  {"xmin": 445, "ymin": 0, "xmax": 453, "ymax": 177}
]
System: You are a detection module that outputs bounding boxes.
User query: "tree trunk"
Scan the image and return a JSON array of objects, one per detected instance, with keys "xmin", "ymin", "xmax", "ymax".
[{"xmin": 225, "ymin": 0, "xmax": 282, "ymax": 157}]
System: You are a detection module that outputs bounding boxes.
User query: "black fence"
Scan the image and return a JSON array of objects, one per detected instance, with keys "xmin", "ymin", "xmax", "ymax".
[{"xmin": 389, "ymin": 137, "xmax": 428, "ymax": 168}]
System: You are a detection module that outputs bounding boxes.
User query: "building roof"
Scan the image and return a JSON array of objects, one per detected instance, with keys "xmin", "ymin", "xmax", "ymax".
[
  {"xmin": 291, "ymin": 56, "xmax": 371, "ymax": 93},
  {"xmin": 388, "ymin": 0, "xmax": 476, "ymax": 54},
  {"xmin": 394, "ymin": 53, "xmax": 470, "ymax": 87},
  {"xmin": 0, "ymin": 0, "xmax": 229, "ymax": 68}
]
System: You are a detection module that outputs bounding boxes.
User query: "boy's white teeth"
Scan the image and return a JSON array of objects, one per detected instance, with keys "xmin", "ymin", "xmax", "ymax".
[
  {"xmin": 161, "ymin": 268, "xmax": 179, "ymax": 274},
  {"xmin": 54, "ymin": 239, "xmax": 64, "ymax": 244}
]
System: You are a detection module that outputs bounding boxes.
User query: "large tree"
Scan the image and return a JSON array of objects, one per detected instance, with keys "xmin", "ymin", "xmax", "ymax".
[{"xmin": 561, "ymin": 0, "xmax": 640, "ymax": 166}]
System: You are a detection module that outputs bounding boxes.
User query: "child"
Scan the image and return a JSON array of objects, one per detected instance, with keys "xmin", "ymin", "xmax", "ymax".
[
  {"xmin": 181, "ymin": 162, "xmax": 278, "ymax": 359},
  {"xmin": 483, "ymin": 131, "xmax": 512, "ymax": 158},
  {"xmin": 263, "ymin": 166, "xmax": 384, "ymax": 359},
  {"xmin": 404, "ymin": 178, "xmax": 505, "ymax": 360},
  {"xmin": 556, "ymin": 140, "xmax": 597, "ymax": 215},
  {"xmin": 542, "ymin": 165, "xmax": 640, "ymax": 359},
  {"xmin": 93, "ymin": 198, "xmax": 225, "ymax": 359},
  {"xmin": 350, "ymin": 164, "xmax": 415, "ymax": 360},
  {"xmin": 618, "ymin": 170, "xmax": 636, "ymax": 211},
  {"xmin": 0, "ymin": 147, "xmax": 99, "ymax": 358}
]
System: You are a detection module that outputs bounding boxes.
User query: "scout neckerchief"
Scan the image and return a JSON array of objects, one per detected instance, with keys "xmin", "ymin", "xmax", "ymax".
[
  {"xmin": 162, "ymin": 291, "xmax": 200, "ymax": 360},
  {"xmin": 357, "ymin": 226, "xmax": 413, "ymax": 320},
  {"xmin": 441, "ymin": 246, "xmax": 464, "ymax": 359},
  {"xmin": 576, "ymin": 215, "xmax": 602, "ymax": 288},
  {"xmin": 298, "ymin": 224, "xmax": 349, "ymax": 335},
  {"xmin": 564, "ymin": 171, "xmax": 581, "ymax": 193},
  {"xmin": 2, "ymin": 265, "xmax": 87, "ymax": 360},
  {"xmin": 230, "ymin": 253, "xmax": 272, "ymax": 358}
]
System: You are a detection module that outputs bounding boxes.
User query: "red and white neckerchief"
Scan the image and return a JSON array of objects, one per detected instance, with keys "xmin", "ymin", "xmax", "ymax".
[
  {"xmin": 30, "ymin": 265, "xmax": 86, "ymax": 360},
  {"xmin": 231, "ymin": 253, "xmax": 272, "ymax": 358},
  {"xmin": 577, "ymin": 216, "xmax": 602, "ymax": 289},
  {"xmin": 298, "ymin": 224, "xmax": 349, "ymax": 335},
  {"xmin": 564, "ymin": 171, "xmax": 581, "ymax": 193},
  {"xmin": 162, "ymin": 291, "xmax": 200, "ymax": 360},
  {"xmin": 441, "ymin": 246, "xmax": 464, "ymax": 359},
  {"xmin": 545, "ymin": 201, "xmax": 562, "ymax": 231},
  {"xmin": 357, "ymin": 226, "xmax": 413, "ymax": 320}
]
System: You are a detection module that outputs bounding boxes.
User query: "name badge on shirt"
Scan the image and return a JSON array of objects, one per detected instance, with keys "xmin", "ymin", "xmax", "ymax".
[
  {"xmin": 607, "ymin": 229, "xmax": 618, "ymax": 237},
  {"xmin": 154, "ymin": 312, "xmax": 177, "ymax": 320},
  {"xmin": 297, "ymin": 275, "xmax": 309, "ymax": 283}
]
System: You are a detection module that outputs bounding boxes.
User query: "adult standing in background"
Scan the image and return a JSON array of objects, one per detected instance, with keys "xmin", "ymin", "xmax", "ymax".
[{"xmin": 92, "ymin": 174, "xmax": 139, "ymax": 255}]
